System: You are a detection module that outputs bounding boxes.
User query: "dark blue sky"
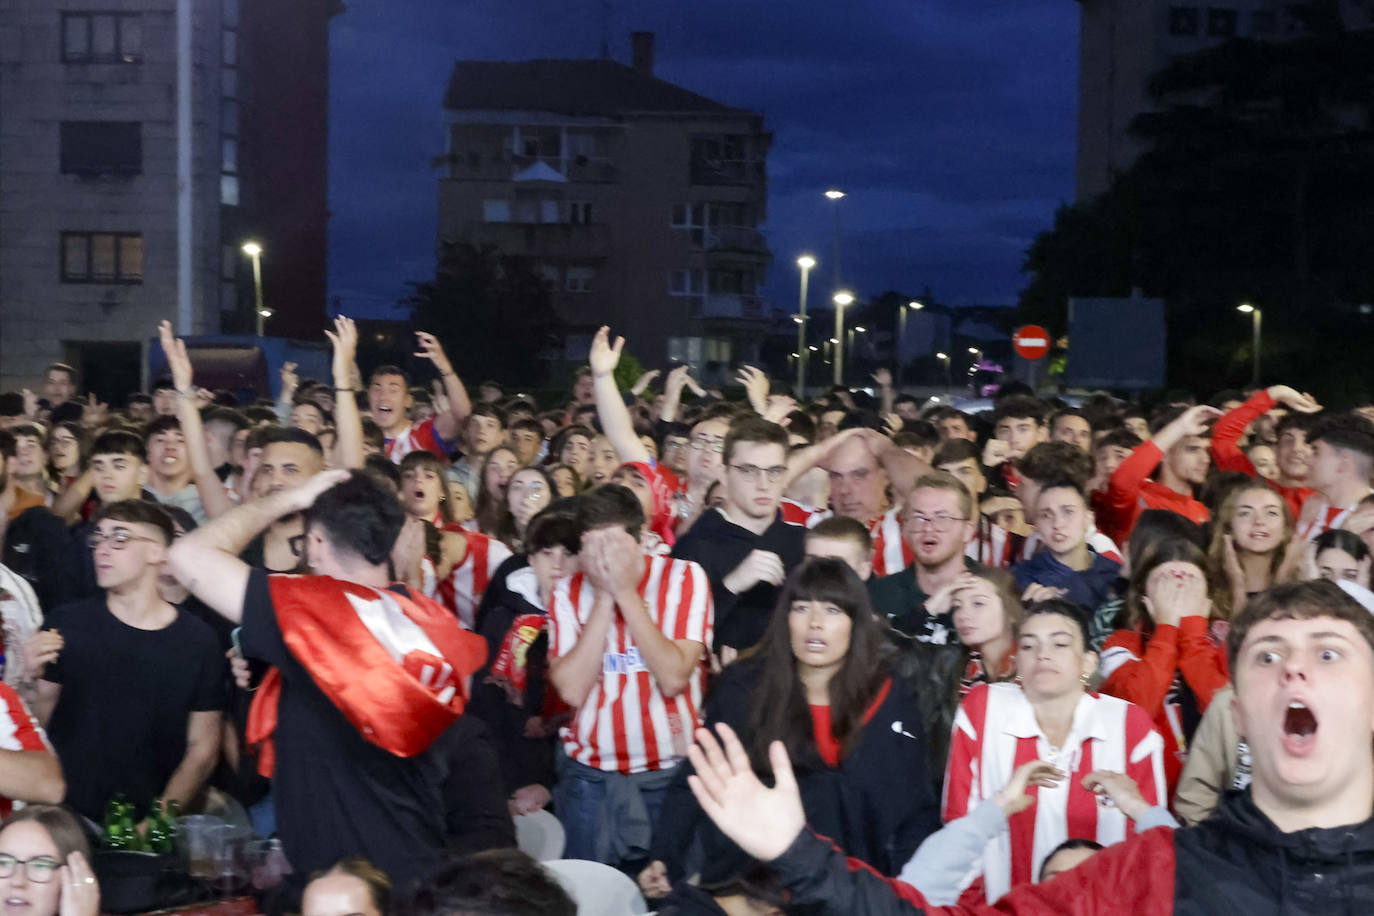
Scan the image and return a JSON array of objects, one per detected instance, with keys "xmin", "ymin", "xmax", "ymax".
[{"xmin": 327, "ymin": 0, "xmax": 1080, "ymax": 319}]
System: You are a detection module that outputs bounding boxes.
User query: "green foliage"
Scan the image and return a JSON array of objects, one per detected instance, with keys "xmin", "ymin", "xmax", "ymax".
[
  {"xmin": 1018, "ymin": 5, "xmax": 1374, "ymax": 398},
  {"xmin": 404, "ymin": 242, "xmax": 564, "ymax": 388}
]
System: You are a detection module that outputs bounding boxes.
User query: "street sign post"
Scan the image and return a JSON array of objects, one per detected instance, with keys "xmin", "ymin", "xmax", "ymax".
[{"xmin": 1012, "ymin": 325, "xmax": 1051, "ymax": 361}]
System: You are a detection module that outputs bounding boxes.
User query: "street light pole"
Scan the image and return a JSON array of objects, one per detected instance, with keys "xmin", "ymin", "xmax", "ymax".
[
  {"xmin": 1238, "ymin": 303, "xmax": 1261, "ymax": 387},
  {"xmin": 242, "ymin": 242, "xmax": 266, "ymax": 337},
  {"xmin": 897, "ymin": 300, "xmax": 923, "ymax": 390},
  {"xmin": 832, "ymin": 290, "xmax": 854, "ymax": 386},
  {"xmin": 936, "ymin": 351, "xmax": 950, "ymax": 395},
  {"xmin": 824, "ymin": 189, "xmax": 845, "ymax": 294},
  {"xmin": 796, "ymin": 255, "xmax": 815, "ymax": 398}
]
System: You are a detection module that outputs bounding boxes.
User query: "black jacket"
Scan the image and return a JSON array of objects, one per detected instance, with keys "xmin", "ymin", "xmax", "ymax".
[
  {"xmin": 5, "ymin": 506, "xmax": 68, "ymax": 613},
  {"xmin": 765, "ymin": 789, "xmax": 1374, "ymax": 914},
  {"xmin": 670, "ymin": 508, "xmax": 805, "ymax": 653},
  {"xmin": 652, "ymin": 659, "xmax": 940, "ymax": 885}
]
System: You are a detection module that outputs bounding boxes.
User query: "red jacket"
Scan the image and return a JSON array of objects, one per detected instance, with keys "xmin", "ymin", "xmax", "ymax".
[
  {"xmin": 1100, "ymin": 441, "xmax": 1209, "ymax": 547},
  {"xmin": 1211, "ymin": 391, "xmax": 1314, "ymax": 519},
  {"xmin": 1098, "ymin": 620, "xmax": 1230, "ymax": 794}
]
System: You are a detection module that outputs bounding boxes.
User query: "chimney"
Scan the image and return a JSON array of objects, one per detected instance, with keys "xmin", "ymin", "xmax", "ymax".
[{"xmin": 631, "ymin": 31, "xmax": 654, "ymax": 77}]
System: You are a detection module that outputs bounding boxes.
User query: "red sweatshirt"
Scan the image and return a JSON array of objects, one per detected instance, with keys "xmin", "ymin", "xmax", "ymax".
[
  {"xmin": 1100, "ymin": 441, "xmax": 1210, "ymax": 547},
  {"xmin": 1211, "ymin": 391, "xmax": 1314, "ymax": 519}
]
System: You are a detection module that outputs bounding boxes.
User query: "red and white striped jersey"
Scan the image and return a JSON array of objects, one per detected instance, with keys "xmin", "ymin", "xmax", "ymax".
[
  {"xmin": 0, "ymin": 682, "xmax": 52, "ymax": 817},
  {"xmin": 547, "ymin": 554, "xmax": 714, "ymax": 775},
  {"xmin": 383, "ymin": 418, "xmax": 451, "ymax": 464},
  {"xmin": 1297, "ymin": 494, "xmax": 1371, "ymax": 541},
  {"xmin": 437, "ymin": 530, "xmax": 513, "ymax": 629},
  {"xmin": 780, "ymin": 498, "xmax": 828, "ymax": 528},
  {"xmin": 1018, "ymin": 525, "xmax": 1123, "ymax": 565},
  {"xmin": 966, "ymin": 520, "xmax": 1022, "ymax": 569},
  {"xmin": 943, "ymin": 683, "xmax": 1165, "ymax": 902},
  {"xmin": 869, "ymin": 506, "xmax": 915, "ymax": 577}
]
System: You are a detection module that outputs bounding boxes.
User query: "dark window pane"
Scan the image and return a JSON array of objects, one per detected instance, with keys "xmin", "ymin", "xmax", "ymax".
[
  {"xmin": 118, "ymin": 236, "xmax": 143, "ymax": 280},
  {"xmin": 91, "ymin": 14, "xmax": 116, "ymax": 58},
  {"xmin": 91, "ymin": 235, "xmax": 116, "ymax": 280},
  {"xmin": 62, "ymin": 235, "xmax": 88, "ymax": 279},
  {"xmin": 63, "ymin": 15, "xmax": 90, "ymax": 61},
  {"xmin": 119, "ymin": 16, "xmax": 142, "ymax": 61},
  {"xmin": 60, "ymin": 122, "xmax": 142, "ymax": 175}
]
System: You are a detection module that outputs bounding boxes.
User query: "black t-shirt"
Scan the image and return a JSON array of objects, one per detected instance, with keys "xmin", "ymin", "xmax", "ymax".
[
  {"xmin": 44, "ymin": 596, "xmax": 228, "ymax": 821},
  {"xmin": 238, "ymin": 568, "xmax": 509, "ymax": 890}
]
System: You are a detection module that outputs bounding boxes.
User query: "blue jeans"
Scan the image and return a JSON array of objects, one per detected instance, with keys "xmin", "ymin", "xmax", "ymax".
[{"xmin": 554, "ymin": 751, "xmax": 672, "ymax": 869}]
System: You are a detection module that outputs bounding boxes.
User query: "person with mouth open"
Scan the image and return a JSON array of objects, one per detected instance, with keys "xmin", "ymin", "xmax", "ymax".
[
  {"xmin": 683, "ymin": 577, "xmax": 1374, "ymax": 914},
  {"xmin": 1012, "ymin": 479, "xmax": 1121, "ymax": 615},
  {"xmin": 367, "ymin": 330, "xmax": 472, "ymax": 465}
]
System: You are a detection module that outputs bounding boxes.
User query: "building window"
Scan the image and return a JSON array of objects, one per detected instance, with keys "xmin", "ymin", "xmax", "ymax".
[
  {"xmin": 220, "ymin": 175, "xmax": 239, "ymax": 206},
  {"xmin": 62, "ymin": 12, "xmax": 142, "ymax": 63},
  {"xmin": 482, "ymin": 200, "xmax": 511, "ymax": 222},
  {"xmin": 567, "ymin": 201, "xmax": 593, "ymax": 224},
  {"xmin": 61, "ymin": 232, "xmax": 143, "ymax": 283},
  {"xmin": 1168, "ymin": 6, "xmax": 1200, "ymax": 35},
  {"xmin": 222, "ymin": 245, "xmax": 237, "ymax": 281},
  {"xmin": 671, "ymin": 203, "xmax": 707, "ymax": 245},
  {"xmin": 221, "ymin": 137, "xmax": 238, "ymax": 174},
  {"xmin": 537, "ymin": 264, "xmax": 560, "ymax": 290},
  {"xmin": 1207, "ymin": 8, "xmax": 1238, "ymax": 37},
  {"xmin": 669, "ymin": 269, "xmax": 704, "ymax": 296},
  {"xmin": 60, "ymin": 122, "xmax": 141, "ymax": 175},
  {"xmin": 1250, "ymin": 10, "xmax": 1277, "ymax": 35},
  {"xmin": 566, "ymin": 267, "xmax": 594, "ymax": 293}
]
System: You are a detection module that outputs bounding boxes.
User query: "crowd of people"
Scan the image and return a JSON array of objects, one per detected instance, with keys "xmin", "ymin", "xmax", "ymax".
[{"xmin": 0, "ymin": 317, "xmax": 1372, "ymax": 915}]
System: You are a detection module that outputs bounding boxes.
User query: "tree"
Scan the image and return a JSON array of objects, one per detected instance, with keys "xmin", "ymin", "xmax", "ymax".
[
  {"xmin": 403, "ymin": 242, "xmax": 564, "ymax": 388},
  {"xmin": 1018, "ymin": 3, "xmax": 1374, "ymax": 398}
]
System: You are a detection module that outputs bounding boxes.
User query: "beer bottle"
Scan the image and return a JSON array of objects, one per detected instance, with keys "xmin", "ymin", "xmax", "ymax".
[
  {"xmin": 102, "ymin": 796, "xmax": 128, "ymax": 850},
  {"xmin": 118, "ymin": 799, "xmax": 143, "ymax": 852}
]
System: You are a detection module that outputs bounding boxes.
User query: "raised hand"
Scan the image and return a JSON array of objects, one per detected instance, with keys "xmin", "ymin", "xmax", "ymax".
[
  {"xmin": 1021, "ymin": 583, "xmax": 1068, "ymax": 604},
  {"xmin": 735, "ymin": 365, "xmax": 770, "ymax": 414},
  {"xmin": 280, "ymin": 361, "xmax": 299, "ymax": 395},
  {"xmin": 20, "ymin": 389, "xmax": 37, "ymax": 418},
  {"xmin": 983, "ymin": 438, "xmax": 1012, "ymax": 468},
  {"xmin": 325, "ymin": 316, "xmax": 358, "ymax": 362},
  {"xmin": 1082, "ymin": 770, "xmax": 1151, "ymax": 820},
  {"xmin": 414, "ymin": 331, "xmax": 455, "ymax": 376},
  {"xmin": 58, "ymin": 851, "xmax": 100, "ymax": 916},
  {"xmin": 993, "ymin": 760, "xmax": 1065, "ymax": 817},
  {"xmin": 1265, "ymin": 385, "xmax": 1321, "ymax": 414},
  {"xmin": 282, "ymin": 467, "xmax": 352, "ymax": 515},
  {"xmin": 158, "ymin": 320, "xmax": 194, "ymax": 391},
  {"xmin": 83, "ymin": 393, "xmax": 109, "ymax": 427},
  {"xmin": 589, "ymin": 325, "xmax": 624, "ymax": 378},
  {"xmin": 430, "ymin": 379, "xmax": 451, "ymax": 416},
  {"xmin": 630, "ymin": 368, "xmax": 661, "ymax": 396},
  {"xmin": 665, "ymin": 364, "xmax": 690, "ymax": 394},
  {"xmin": 1177, "ymin": 405, "xmax": 1223, "ymax": 437},
  {"xmin": 882, "ymin": 412, "xmax": 903, "ymax": 437},
  {"xmin": 686, "ymin": 723, "xmax": 805, "ymax": 864},
  {"xmin": 871, "ymin": 368, "xmax": 893, "ymax": 389}
]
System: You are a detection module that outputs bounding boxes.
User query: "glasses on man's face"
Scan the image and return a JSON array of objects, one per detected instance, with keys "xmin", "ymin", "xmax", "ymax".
[
  {"xmin": 0, "ymin": 853, "xmax": 60, "ymax": 883},
  {"xmin": 729, "ymin": 464, "xmax": 787, "ymax": 483},
  {"xmin": 904, "ymin": 513, "xmax": 968, "ymax": 533},
  {"xmin": 690, "ymin": 438, "xmax": 725, "ymax": 454},
  {"xmin": 87, "ymin": 530, "xmax": 161, "ymax": 550}
]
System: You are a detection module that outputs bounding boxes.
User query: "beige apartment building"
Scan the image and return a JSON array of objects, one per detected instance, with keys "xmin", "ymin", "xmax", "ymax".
[
  {"xmin": 1073, "ymin": 0, "xmax": 1373, "ymax": 199},
  {"xmin": 437, "ymin": 32, "xmax": 773, "ymax": 379}
]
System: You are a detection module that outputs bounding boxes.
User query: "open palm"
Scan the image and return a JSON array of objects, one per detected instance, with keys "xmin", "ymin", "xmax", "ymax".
[{"xmin": 686, "ymin": 723, "xmax": 806, "ymax": 863}]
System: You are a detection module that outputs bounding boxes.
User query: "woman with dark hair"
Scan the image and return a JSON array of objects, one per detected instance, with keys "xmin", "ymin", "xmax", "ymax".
[
  {"xmin": 641, "ymin": 558, "xmax": 940, "ymax": 899},
  {"xmin": 943, "ymin": 599, "xmax": 1165, "ymax": 903},
  {"xmin": 0, "ymin": 806, "xmax": 98, "ymax": 916},
  {"xmin": 45, "ymin": 421, "xmax": 86, "ymax": 506},
  {"xmin": 399, "ymin": 450, "xmax": 458, "ymax": 528},
  {"xmin": 546, "ymin": 425, "xmax": 594, "ymax": 484},
  {"xmin": 491, "ymin": 466, "xmax": 555, "ymax": 552},
  {"xmin": 473, "ymin": 447, "xmax": 519, "ymax": 537},
  {"xmin": 1098, "ymin": 537, "xmax": 1230, "ymax": 793},
  {"xmin": 1312, "ymin": 527, "xmax": 1372, "ymax": 588},
  {"xmin": 466, "ymin": 501, "xmax": 581, "ymax": 819}
]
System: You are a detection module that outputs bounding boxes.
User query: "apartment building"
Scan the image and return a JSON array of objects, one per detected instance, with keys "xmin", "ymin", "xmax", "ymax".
[
  {"xmin": 437, "ymin": 32, "xmax": 773, "ymax": 378},
  {"xmin": 0, "ymin": 0, "xmax": 331, "ymax": 400}
]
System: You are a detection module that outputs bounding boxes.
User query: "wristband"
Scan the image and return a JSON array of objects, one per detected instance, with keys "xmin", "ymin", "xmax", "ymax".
[{"xmin": 334, "ymin": 387, "xmax": 357, "ymax": 392}]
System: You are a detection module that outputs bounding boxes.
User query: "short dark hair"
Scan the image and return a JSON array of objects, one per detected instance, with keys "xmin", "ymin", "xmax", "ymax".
[
  {"xmin": 360, "ymin": 417, "xmax": 385, "ymax": 452},
  {"xmin": 400, "ymin": 848, "xmax": 574, "ymax": 916},
  {"xmin": 263, "ymin": 426, "xmax": 324, "ymax": 456},
  {"xmin": 0, "ymin": 393, "xmax": 24, "ymax": 418},
  {"xmin": 510, "ymin": 417, "xmax": 543, "ymax": 437},
  {"xmin": 1276, "ymin": 411, "xmax": 1318, "ymax": 439},
  {"xmin": 993, "ymin": 395, "xmax": 1047, "ymax": 426},
  {"xmin": 933, "ymin": 438, "xmax": 980, "ymax": 467},
  {"xmin": 303, "ymin": 471, "xmax": 406, "ymax": 567},
  {"xmin": 1308, "ymin": 412, "xmax": 1374, "ymax": 462},
  {"xmin": 1049, "ymin": 407, "xmax": 1086, "ymax": 430},
  {"xmin": 91, "ymin": 429, "xmax": 145, "ymax": 460},
  {"xmin": 723, "ymin": 416, "xmax": 789, "ymax": 466},
  {"xmin": 807, "ymin": 515, "xmax": 873, "ymax": 555},
  {"xmin": 144, "ymin": 415, "xmax": 183, "ymax": 440},
  {"xmin": 126, "ymin": 392, "xmax": 153, "ymax": 408},
  {"xmin": 45, "ymin": 362, "xmax": 77, "ymax": 382},
  {"xmin": 525, "ymin": 499, "xmax": 582, "ymax": 555},
  {"xmin": 782, "ymin": 410, "xmax": 815, "ymax": 443},
  {"xmin": 49, "ymin": 401, "xmax": 85, "ymax": 427},
  {"xmin": 469, "ymin": 402, "xmax": 507, "ymax": 429},
  {"xmin": 1228, "ymin": 579, "xmax": 1374, "ymax": 677},
  {"xmin": 1019, "ymin": 597, "xmax": 1091, "ymax": 651},
  {"xmin": 1095, "ymin": 428, "xmax": 1142, "ymax": 453},
  {"xmin": 203, "ymin": 407, "xmax": 249, "ymax": 432},
  {"xmin": 94, "ymin": 499, "xmax": 175, "ymax": 545},
  {"xmin": 151, "ymin": 376, "xmax": 177, "ymax": 395},
  {"xmin": 362, "ymin": 452, "xmax": 402, "ymax": 491},
  {"xmin": 575, "ymin": 483, "xmax": 644, "ymax": 538},
  {"xmin": 1039, "ymin": 838, "xmax": 1104, "ymax": 881},
  {"xmin": 370, "ymin": 364, "xmax": 409, "ymax": 386},
  {"xmin": 1018, "ymin": 441, "xmax": 1094, "ymax": 489},
  {"xmin": 1036, "ymin": 477, "xmax": 1088, "ymax": 505},
  {"xmin": 894, "ymin": 420, "xmax": 939, "ymax": 451}
]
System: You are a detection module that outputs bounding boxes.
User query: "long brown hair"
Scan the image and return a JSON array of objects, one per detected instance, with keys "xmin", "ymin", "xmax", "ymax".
[
  {"xmin": 474, "ymin": 447, "xmax": 519, "ymax": 536},
  {"xmin": 399, "ymin": 450, "xmax": 456, "ymax": 525},
  {"xmin": 1207, "ymin": 483, "xmax": 1294, "ymax": 620},
  {"xmin": 745, "ymin": 558, "xmax": 888, "ymax": 771}
]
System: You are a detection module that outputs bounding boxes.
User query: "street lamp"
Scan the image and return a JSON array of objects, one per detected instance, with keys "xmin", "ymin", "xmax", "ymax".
[
  {"xmin": 824, "ymin": 189, "xmax": 845, "ymax": 295},
  {"xmin": 897, "ymin": 300, "xmax": 923, "ymax": 389},
  {"xmin": 936, "ymin": 351, "xmax": 951, "ymax": 394},
  {"xmin": 832, "ymin": 290, "xmax": 854, "ymax": 385},
  {"xmin": 1238, "ymin": 303, "xmax": 1261, "ymax": 387},
  {"xmin": 242, "ymin": 241, "xmax": 266, "ymax": 336},
  {"xmin": 796, "ymin": 255, "xmax": 816, "ymax": 397}
]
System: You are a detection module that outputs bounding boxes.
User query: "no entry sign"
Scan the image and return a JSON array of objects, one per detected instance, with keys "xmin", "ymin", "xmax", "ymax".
[{"xmin": 1013, "ymin": 325, "xmax": 1051, "ymax": 361}]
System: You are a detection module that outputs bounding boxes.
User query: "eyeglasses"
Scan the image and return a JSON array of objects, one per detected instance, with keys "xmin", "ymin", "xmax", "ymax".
[
  {"xmin": 0, "ymin": 854, "xmax": 60, "ymax": 883},
  {"xmin": 729, "ymin": 464, "xmax": 787, "ymax": 483},
  {"xmin": 904, "ymin": 513, "xmax": 968, "ymax": 532},
  {"xmin": 87, "ymin": 530, "xmax": 162, "ymax": 550},
  {"xmin": 689, "ymin": 438, "xmax": 725, "ymax": 453}
]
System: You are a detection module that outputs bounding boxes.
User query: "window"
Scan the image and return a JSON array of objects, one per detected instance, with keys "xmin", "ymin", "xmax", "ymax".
[
  {"xmin": 60, "ymin": 122, "xmax": 141, "ymax": 175},
  {"xmin": 221, "ymin": 138, "xmax": 238, "ymax": 174},
  {"xmin": 566, "ymin": 267, "xmax": 594, "ymax": 293},
  {"xmin": 671, "ymin": 203, "xmax": 706, "ymax": 245},
  {"xmin": 1168, "ymin": 6, "xmax": 1200, "ymax": 35},
  {"xmin": 709, "ymin": 202, "xmax": 753, "ymax": 228},
  {"xmin": 669, "ymin": 269, "xmax": 704, "ymax": 296},
  {"xmin": 482, "ymin": 200, "xmax": 511, "ymax": 222},
  {"xmin": 222, "ymin": 245, "xmax": 237, "ymax": 281},
  {"xmin": 1207, "ymin": 8, "xmax": 1238, "ymax": 36},
  {"xmin": 222, "ymin": 100, "xmax": 239, "ymax": 136},
  {"xmin": 220, "ymin": 175, "xmax": 239, "ymax": 206},
  {"xmin": 61, "ymin": 232, "xmax": 143, "ymax": 283},
  {"xmin": 221, "ymin": 68, "xmax": 238, "ymax": 99},
  {"xmin": 567, "ymin": 201, "xmax": 593, "ymax": 224},
  {"xmin": 62, "ymin": 12, "xmax": 142, "ymax": 63}
]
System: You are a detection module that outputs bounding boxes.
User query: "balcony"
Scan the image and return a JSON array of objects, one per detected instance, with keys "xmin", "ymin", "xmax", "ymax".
[
  {"xmin": 436, "ymin": 150, "xmax": 619, "ymax": 184},
  {"xmin": 690, "ymin": 156, "xmax": 765, "ymax": 186},
  {"xmin": 695, "ymin": 294, "xmax": 768, "ymax": 321},
  {"xmin": 705, "ymin": 226, "xmax": 770, "ymax": 259},
  {"xmin": 467, "ymin": 221, "xmax": 610, "ymax": 260}
]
